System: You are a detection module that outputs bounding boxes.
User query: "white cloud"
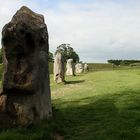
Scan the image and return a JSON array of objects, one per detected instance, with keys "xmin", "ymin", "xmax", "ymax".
[
  {"xmin": 0, "ymin": 0, "xmax": 140, "ymax": 62},
  {"xmin": 46, "ymin": 1, "xmax": 140, "ymax": 62}
]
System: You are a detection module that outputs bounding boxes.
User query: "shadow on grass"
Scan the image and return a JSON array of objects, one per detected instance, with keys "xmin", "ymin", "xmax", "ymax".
[
  {"xmin": 0, "ymin": 90, "xmax": 140, "ymax": 140},
  {"xmin": 74, "ymin": 74, "xmax": 85, "ymax": 76},
  {"xmin": 65, "ymin": 80, "xmax": 85, "ymax": 85},
  {"xmin": 0, "ymin": 111, "xmax": 65, "ymax": 140},
  {"xmin": 53, "ymin": 90, "xmax": 140, "ymax": 140}
]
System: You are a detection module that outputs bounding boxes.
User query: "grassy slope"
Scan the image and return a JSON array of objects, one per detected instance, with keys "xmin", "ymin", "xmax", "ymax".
[
  {"xmin": 51, "ymin": 69, "xmax": 140, "ymax": 140},
  {"xmin": 0, "ymin": 69, "xmax": 140, "ymax": 139}
]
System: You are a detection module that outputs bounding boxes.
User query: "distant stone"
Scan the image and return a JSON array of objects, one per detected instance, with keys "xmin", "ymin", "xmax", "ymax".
[
  {"xmin": 54, "ymin": 52, "xmax": 65, "ymax": 83},
  {"xmin": 84, "ymin": 63, "xmax": 89, "ymax": 72},
  {"xmin": 66, "ymin": 59, "xmax": 75, "ymax": 76},
  {"xmin": 0, "ymin": 6, "xmax": 52, "ymax": 126},
  {"xmin": 75, "ymin": 63, "xmax": 83, "ymax": 74}
]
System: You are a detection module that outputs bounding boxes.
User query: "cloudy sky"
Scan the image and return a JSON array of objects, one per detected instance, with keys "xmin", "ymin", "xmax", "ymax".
[{"xmin": 0, "ymin": 0, "xmax": 140, "ymax": 63}]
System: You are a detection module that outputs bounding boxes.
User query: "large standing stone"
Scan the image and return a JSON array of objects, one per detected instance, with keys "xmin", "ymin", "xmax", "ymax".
[
  {"xmin": 66, "ymin": 59, "xmax": 75, "ymax": 76},
  {"xmin": 75, "ymin": 63, "xmax": 83, "ymax": 74},
  {"xmin": 54, "ymin": 52, "xmax": 65, "ymax": 83},
  {"xmin": 0, "ymin": 6, "xmax": 52, "ymax": 126},
  {"xmin": 84, "ymin": 63, "xmax": 89, "ymax": 72}
]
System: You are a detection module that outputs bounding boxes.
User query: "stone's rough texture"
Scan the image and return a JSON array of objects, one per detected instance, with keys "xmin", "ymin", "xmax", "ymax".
[
  {"xmin": 0, "ymin": 95, "xmax": 7, "ymax": 112},
  {"xmin": 66, "ymin": 59, "xmax": 75, "ymax": 76},
  {"xmin": 75, "ymin": 63, "xmax": 83, "ymax": 74},
  {"xmin": 84, "ymin": 63, "xmax": 89, "ymax": 72},
  {"xmin": 0, "ymin": 6, "xmax": 52, "ymax": 126},
  {"xmin": 54, "ymin": 52, "xmax": 65, "ymax": 83}
]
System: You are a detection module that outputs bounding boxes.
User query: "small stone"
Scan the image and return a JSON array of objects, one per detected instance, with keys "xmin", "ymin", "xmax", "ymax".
[
  {"xmin": 84, "ymin": 63, "xmax": 89, "ymax": 72},
  {"xmin": 54, "ymin": 52, "xmax": 65, "ymax": 83},
  {"xmin": 75, "ymin": 63, "xmax": 83, "ymax": 74},
  {"xmin": 66, "ymin": 59, "xmax": 75, "ymax": 76}
]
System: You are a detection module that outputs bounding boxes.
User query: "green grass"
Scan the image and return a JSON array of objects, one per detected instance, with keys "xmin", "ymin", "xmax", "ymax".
[
  {"xmin": 0, "ymin": 69, "xmax": 140, "ymax": 139},
  {"xmin": 87, "ymin": 63, "xmax": 113, "ymax": 71},
  {"xmin": 51, "ymin": 69, "xmax": 140, "ymax": 140}
]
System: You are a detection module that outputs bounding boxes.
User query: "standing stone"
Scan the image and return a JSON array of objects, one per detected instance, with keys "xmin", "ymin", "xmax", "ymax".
[
  {"xmin": 54, "ymin": 52, "xmax": 65, "ymax": 83},
  {"xmin": 66, "ymin": 59, "xmax": 75, "ymax": 76},
  {"xmin": 84, "ymin": 63, "xmax": 89, "ymax": 72},
  {"xmin": 75, "ymin": 63, "xmax": 83, "ymax": 74},
  {"xmin": 0, "ymin": 6, "xmax": 52, "ymax": 126}
]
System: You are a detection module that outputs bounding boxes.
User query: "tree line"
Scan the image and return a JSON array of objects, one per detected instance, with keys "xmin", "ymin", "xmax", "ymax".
[{"xmin": 108, "ymin": 60, "xmax": 140, "ymax": 66}]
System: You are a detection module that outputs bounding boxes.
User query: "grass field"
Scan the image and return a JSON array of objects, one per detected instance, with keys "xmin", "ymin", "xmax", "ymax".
[{"xmin": 0, "ymin": 69, "xmax": 140, "ymax": 139}]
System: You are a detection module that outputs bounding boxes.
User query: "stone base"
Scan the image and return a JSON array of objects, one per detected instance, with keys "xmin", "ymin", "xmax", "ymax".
[{"xmin": 0, "ymin": 92, "xmax": 52, "ymax": 126}]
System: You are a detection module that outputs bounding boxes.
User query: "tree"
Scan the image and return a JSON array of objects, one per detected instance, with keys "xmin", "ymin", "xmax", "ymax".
[
  {"xmin": 108, "ymin": 60, "xmax": 122, "ymax": 66},
  {"xmin": 108, "ymin": 59, "xmax": 140, "ymax": 66},
  {"xmin": 55, "ymin": 44, "xmax": 79, "ymax": 63}
]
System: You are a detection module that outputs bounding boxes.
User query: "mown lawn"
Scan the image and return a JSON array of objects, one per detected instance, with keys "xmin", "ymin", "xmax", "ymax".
[{"xmin": 0, "ymin": 69, "xmax": 140, "ymax": 140}]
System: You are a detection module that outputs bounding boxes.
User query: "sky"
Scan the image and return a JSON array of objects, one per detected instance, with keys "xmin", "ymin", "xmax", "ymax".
[{"xmin": 0, "ymin": 0, "xmax": 140, "ymax": 63}]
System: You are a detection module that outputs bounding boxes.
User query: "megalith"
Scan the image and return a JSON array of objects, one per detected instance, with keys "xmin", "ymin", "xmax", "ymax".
[
  {"xmin": 0, "ymin": 6, "xmax": 52, "ymax": 126},
  {"xmin": 84, "ymin": 63, "xmax": 89, "ymax": 72},
  {"xmin": 66, "ymin": 59, "xmax": 75, "ymax": 76},
  {"xmin": 54, "ymin": 52, "xmax": 65, "ymax": 83},
  {"xmin": 75, "ymin": 63, "xmax": 83, "ymax": 74}
]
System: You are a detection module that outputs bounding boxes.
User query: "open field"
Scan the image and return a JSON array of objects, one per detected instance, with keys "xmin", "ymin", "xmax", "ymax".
[
  {"xmin": 0, "ymin": 69, "xmax": 140, "ymax": 139},
  {"xmin": 49, "ymin": 62, "xmax": 140, "ymax": 74}
]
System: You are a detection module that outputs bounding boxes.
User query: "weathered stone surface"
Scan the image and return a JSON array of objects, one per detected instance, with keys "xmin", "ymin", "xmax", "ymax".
[
  {"xmin": 54, "ymin": 52, "xmax": 65, "ymax": 83},
  {"xmin": 66, "ymin": 59, "xmax": 75, "ymax": 76},
  {"xmin": 0, "ymin": 6, "xmax": 52, "ymax": 126},
  {"xmin": 75, "ymin": 63, "xmax": 83, "ymax": 74},
  {"xmin": 84, "ymin": 63, "xmax": 89, "ymax": 72}
]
